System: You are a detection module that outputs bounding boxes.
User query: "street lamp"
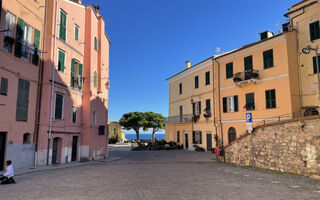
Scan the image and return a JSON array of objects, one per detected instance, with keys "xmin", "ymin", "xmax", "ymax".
[{"xmin": 302, "ymin": 45, "xmax": 320, "ymax": 102}]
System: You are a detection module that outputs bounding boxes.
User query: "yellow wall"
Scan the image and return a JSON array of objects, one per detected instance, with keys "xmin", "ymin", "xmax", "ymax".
[
  {"xmin": 108, "ymin": 121, "xmax": 125, "ymax": 143},
  {"xmin": 286, "ymin": 0, "xmax": 320, "ymax": 107}
]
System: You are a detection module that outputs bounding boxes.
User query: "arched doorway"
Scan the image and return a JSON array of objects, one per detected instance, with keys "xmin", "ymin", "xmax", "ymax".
[
  {"xmin": 228, "ymin": 127, "xmax": 237, "ymax": 144},
  {"xmin": 52, "ymin": 137, "xmax": 62, "ymax": 164}
]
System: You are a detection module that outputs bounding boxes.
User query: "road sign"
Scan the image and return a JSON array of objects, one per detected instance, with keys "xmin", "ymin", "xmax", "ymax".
[{"xmin": 246, "ymin": 113, "xmax": 252, "ymax": 123}]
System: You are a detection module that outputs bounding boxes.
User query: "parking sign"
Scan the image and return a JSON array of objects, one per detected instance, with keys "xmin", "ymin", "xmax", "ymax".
[{"xmin": 246, "ymin": 113, "xmax": 252, "ymax": 123}]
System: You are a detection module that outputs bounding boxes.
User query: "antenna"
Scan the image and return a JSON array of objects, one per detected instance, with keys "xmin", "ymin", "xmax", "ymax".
[{"xmin": 215, "ymin": 47, "xmax": 221, "ymax": 54}]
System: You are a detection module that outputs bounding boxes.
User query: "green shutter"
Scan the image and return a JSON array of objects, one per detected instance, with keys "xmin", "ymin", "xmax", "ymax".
[
  {"xmin": 75, "ymin": 26, "xmax": 79, "ymax": 41},
  {"xmin": 55, "ymin": 94, "xmax": 63, "ymax": 119},
  {"xmin": 199, "ymin": 131, "xmax": 202, "ymax": 144},
  {"xmin": 0, "ymin": 78, "xmax": 8, "ymax": 95},
  {"xmin": 263, "ymin": 49, "xmax": 274, "ymax": 69},
  {"xmin": 16, "ymin": 79, "xmax": 29, "ymax": 121},
  {"xmin": 313, "ymin": 56, "xmax": 320, "ymax": 74},
  {"xmin": 234, "ymin": 95, "xmax": 238, "ymax": 112},
  {"xmin": 71, "ymin": 59, "xmax": 75, "ymax": 87},
  {"xmin": 32, "ymin": 29, "xmax": 40, "ymax": 65},
  {"xmin": 59, "ymin": 11, "xmax": 66, "ymax": 41},
  {"xmin": 78, "ymin": 63, "xmax": 83, "ymax": 90},
  {"xmin": 58, "ymin": 50, "xmax": 65, "ymax": 72},
  {"xmin": 223, "ymin": 97, "xmax": 227, "ymax": 113},
  {"xmin": 192, "ymin": 131, "xmax": 196, "ymax": 144},
  {"xmin": 94, "ymin": 37, "xmax": 97, "ymax": 50},
  {"xmin": 226, "ymin": 62, "xmax": 233, "ymax": 79},
  {"xmin": 14, "ymin": 18, "xmax": 25, "ymax": 58},
  {"xmin": 271, "ymin": 90, "xmax": 276, "ymax": 108}
]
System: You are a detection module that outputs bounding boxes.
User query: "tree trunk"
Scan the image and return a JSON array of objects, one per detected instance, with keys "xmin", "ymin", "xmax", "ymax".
[
  {"xmin": 135, "ymin": 130, "xmax": 140, "ymax": 143},
  {"xmin": 152, "ymin": 129, "xmax": 156, "ymax": 143}
]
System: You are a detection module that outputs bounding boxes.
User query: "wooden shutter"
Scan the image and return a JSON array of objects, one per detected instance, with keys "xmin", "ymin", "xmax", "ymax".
[
  {"xmin": 75, "ymin": 25, "xmax": 79, "ymax": 40},
  {"xmin": 0, "ymin": 78, "xmax": 8, "ymax": 95},
  {"xmin": 58, "ymin": 50, "xmax": 65, "ymax": 72},
  {"xmin": 55, "ymin": 94, "xmax": 63, "ymax": 119},
  {"xmin": 192, "ymin": 131, "xmax": 196, "ymax": 144},
  {"xmin": 310, "ymin": 21, "xmax": 320, "ymax": 41},
  {"xmin": 71, "ymin": 59, "xmax": 75, "ymax": 87},
  {"xmin": 59, "ymin": 11, "xmax": 66, "ymax": 41},
  {"xmin": 271, "ymin": 90, "xmax": 276, "ymax": 108},
  {"xmin": 32, "ymin": 29, "xmax": 40, "ymax": 65},
  {"xmin": 192, "ymin": 102, "xmax": 195, "ymax": 115},
  {"xmin": 78, "ymin": 63, "xmax": 83, "ymax": 90},
  {"xmin": 199, "ymin": 131, "xmax": 202, "ymax": 144},
  {"xmin": 195, "ymin": 76, "xmax": 198, "ymax": 88},
  {"xmin": 313, "ymin": 56, "xmax": 320, "ymax": 74},
  {"xmin": 199, "ymin": 101, "xmax": 201, "ymax": 114},
  {"xmin": 234, "ymin": 95, "xmax": 238, "ymax": 112},
  {"xmin": 14, "ymin": 18, "xmax": 25, "ymax": 58},
  {"xmin": 205, "ymin": 71, "xmax": 210, "ymax": 85},
  {"xmin": 206, "ymin": 99, "xmax": 210, "ymax": 110},
  {"xmin": 226, "ymin": 62, "xmax": 233, "ymax": 79},
  {"xmin": 16, "ymin": 79, "xmax": 29, "ymax": 121},
  {"xmin": 223, "ymin": 97, "xmax": 227, "ymax": 113}
]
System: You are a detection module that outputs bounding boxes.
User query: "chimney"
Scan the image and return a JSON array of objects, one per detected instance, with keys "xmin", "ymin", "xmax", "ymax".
[
  {"xmin": 260, "ymin": 31, "xmax": 274, "ymax": 40},
  {"xmin": 185, "ymin": 61, "xmax": 191, "ymax": 69}
]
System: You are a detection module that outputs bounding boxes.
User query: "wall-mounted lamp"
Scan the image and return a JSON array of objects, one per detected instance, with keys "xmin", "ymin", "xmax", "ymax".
[{"xmin": 105, "ymin": 81, "xmax": 110, "ymax": 89}]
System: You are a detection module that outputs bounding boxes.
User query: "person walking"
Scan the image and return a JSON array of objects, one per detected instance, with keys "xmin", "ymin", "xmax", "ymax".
[{"xmin": 0, "ymin": 160, "xmax": 15, "ymax": 185}]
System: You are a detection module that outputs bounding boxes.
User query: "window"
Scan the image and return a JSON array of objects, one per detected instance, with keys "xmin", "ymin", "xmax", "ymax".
[
  {"xmin": 21, "ymin": 24, "xmax": 33, "ymax": 60},
  {"xmin": 245, "ymin": 93, "xmax": 255, "ymax": 111},
  {"xmin": 93, "ymin": 70, "xmax": 97, "ymax": 88},
  {"xmin": 244, "ymin": 56, "xmax": 253, "ymax": 80},
  {"xmin": 263, "ymin": 49, "xmax": 274, "ymax": 69},
  {"xmin": 226, "ymin": 62, "xmax": 233, "ymax": 79},
  {"xmin": 92, "ymin": 110, "xmax": 97, "ymax": 126},
  {"xmin": 192, "ymin": 131, "xmax": 202, "ymax": 144},
  {"xmin": 71, "ymin": 59, "xmax": 83, "ymax": 90},
  {"xmin": 192, "ymin": 101, "xmax": 201, "ymax": 115},
  {"xmin": 179, "ymin": 105, "xmax": 183, "ymax": 122},
  {"xmin": 57, "ymin": 49, "xmax": 65, "ymax": 72},
  {"xmin": 72, "ymin": 107, "xmax": 77, "ymax": 123},
  {"xmin": 265, "ymin": 89, "xmax": 276, "ymax": 109},
  {"xmin": 205, "ymin": 71, "xmax": 210, "ymax": 85},
  {"xmin": 55, "ymin": 93, "xmax": 63, "ymax": 119},
  {"xmin": 32, "ymin": 29, "xmax": 40, "ymax": 65},
  {"xmin": 309, "ymin": 21, "xmax": 320, "ymax": 41},
  {"xmin": 16, "ymin": 79, "xmax": 30, "ymax": 121},
  {"xmin": 94, "ymin": 36, "xmax": 98, "ymax": 51},
  {"xmin": 313, "ymin": 56, "xmax": 320, "ymax": 74},
  {"xmin": 3, "ymin": 11, "xmax": 15, "ymax": 52},
  {"xmin": 0, "ymin": 78, "xmax": 8, "ymax": 96},
  {"xmin": 194, "ymin": 76, "xmax": 199, "ymax": 89},
  {"xmin": 23, "ymin": 133, "xmax": 31, "ymax": 144},
  {"xmin": 177, "ymin": 131, "xmax": 180, "ymax": 143},
  {"xmin": 99, "ymin": 126, "xmax": 105, "ymax": 135},
  {"xmin": 179, "ymin": 83, "xmax": 182, "ymax": 95},
  {"xmin": 223, "ymin": 95, "xmax": 238, "ymax": 113},
  {"xmin": 74, "ymin": 24, "xmax": 79, "ymax": 41},
  {"xmin": 59, "ymin": 10, "xmax": 67, "ymax": 41},
  {"xmin": 205, "ymin": 99, "xmax": 211, "ymax": 113}
]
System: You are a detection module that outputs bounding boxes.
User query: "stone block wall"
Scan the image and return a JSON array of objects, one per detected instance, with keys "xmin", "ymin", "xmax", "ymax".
[{"xmin": 225, "ymin": 117, "xmax": 320, "ymax": 179}]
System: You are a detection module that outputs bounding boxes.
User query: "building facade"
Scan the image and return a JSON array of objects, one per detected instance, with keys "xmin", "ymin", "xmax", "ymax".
[
  {"xmin": 108, "ymin": 121, "xmax": 126, "ymax": 143},
  {"xmin": 0, "ymin": 0, "xmax": 45, "ymax": 170},
  {"xmin": 285, "ymin": 0, "xmax": 320, "ymax": 112},
  {"xmin": 166, "ymin": 60, "xmax": 216, "ymax": 151},
  {"xmin": 36, "ymin": 0, "xmax": 110, "ymax": 165}
]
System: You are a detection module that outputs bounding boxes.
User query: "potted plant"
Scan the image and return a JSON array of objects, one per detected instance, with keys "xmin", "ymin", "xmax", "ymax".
[
  {"xmin": 251, "ymin": 70, "xmax": 259, "ymax": 79},
  {"xmin": 233, "ymin": 72, "xmax": 242, "ymax": 82},
  {"xmin": 192, "ymin": 114, "xmax": 200, "ymax": 123}
]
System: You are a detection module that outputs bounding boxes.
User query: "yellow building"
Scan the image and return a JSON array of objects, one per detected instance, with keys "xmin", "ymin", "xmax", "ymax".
[
  {"xmin": 214, "ymin": 30, "xmax": 300, "ymax": 146},
  {"xmin": 285, "ymin": 0, "xmax": 320, "ymax": 113},
  {"xmin": 108, "ymin": 121, "xmax": 126, "ymax": 143},
  {"xmin": 166, "ymin": 59, "xmax": 216, "ymax": 151}
]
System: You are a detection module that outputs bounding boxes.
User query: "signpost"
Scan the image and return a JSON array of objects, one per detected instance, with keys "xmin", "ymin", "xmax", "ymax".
[{"xmin": 246, "ymin": 113, "xmax": 253, "ymax": 133}]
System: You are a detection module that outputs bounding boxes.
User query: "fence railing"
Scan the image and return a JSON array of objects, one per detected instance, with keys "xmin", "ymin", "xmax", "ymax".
[{"xmin": 166, "ymin": 114, "xmax": 193, "ymax": 124}]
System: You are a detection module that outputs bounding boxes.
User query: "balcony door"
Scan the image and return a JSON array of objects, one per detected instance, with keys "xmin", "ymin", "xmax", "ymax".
[{"xmin": 244, "ymin": 56, "xmax": 253, "ymax": 80}]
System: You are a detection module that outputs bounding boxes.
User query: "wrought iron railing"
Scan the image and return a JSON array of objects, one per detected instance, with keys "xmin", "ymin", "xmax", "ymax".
[{"xmin": 166, "ymin": 114, "xmax": 193, "ymax": 124}]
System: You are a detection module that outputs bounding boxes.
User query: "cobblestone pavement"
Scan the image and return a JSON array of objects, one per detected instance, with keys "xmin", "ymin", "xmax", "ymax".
[{"xmin": 1, "ymin": 149, "xmax": 319, "ymax": 200}]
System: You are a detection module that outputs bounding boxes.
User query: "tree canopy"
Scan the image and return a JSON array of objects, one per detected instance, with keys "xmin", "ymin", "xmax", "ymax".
[{"xmin": 144, "ymin": 112, "xmax": 165, "ymax": 142}]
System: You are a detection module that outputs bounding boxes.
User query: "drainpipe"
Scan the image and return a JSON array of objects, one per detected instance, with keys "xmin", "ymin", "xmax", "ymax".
[
  {"xmin": 211, "ymin": 58, "xmax": 218, "ymax": 147},
  {"xmin": 214, "ymin": 58, "xmax": 225, "ymax": 162},
  {"xmin": 47, "ymin": 0, "xmax": 60, "ymax": 165},
  {"xmin": 34, "ymin": 0, "xmax": 49, "ymax": 166}
]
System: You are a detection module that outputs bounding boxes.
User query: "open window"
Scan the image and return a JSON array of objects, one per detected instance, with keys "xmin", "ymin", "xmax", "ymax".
[{"xmin": 71, "ymin": 59, "xmax": 83, "ymax": 90}]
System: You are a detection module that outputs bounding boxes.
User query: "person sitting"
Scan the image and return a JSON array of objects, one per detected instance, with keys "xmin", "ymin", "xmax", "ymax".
[{"xmin": 0, "ymin": 160, "xmax": 15, "ymax": 185}]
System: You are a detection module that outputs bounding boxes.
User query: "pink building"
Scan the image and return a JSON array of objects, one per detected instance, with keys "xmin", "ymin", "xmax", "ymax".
[
  {"xmin": 36, "ymin": 0, "xmax": 110, "ymax": 165},
  {"xmin": 0, "ymin": 0, "xmax": 45, "ymax": 170}
]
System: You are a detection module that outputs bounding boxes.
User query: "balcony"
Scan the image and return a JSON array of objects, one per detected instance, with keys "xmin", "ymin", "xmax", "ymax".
[
  {"xmin": 166, "ymin": 114, "xmax": 193, "ymax": 124},
  {"xmin": 233, "ymin": 69, "xmax": 260, "ymax": 87}
]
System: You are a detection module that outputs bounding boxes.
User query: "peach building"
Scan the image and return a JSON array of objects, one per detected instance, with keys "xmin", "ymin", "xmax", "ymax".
[
  {"xmin": 0, "ymin": 0, "xmax": 45, "ymax": 170},
  {"xmin": 35, "ymin": 0, "xmax": 110, "ymax": 165}
]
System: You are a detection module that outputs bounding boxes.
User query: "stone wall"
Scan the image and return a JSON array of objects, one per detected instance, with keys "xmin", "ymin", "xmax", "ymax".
[{"xmin": 225, "ymin": 117, "xmax": 320, "ymax": 179}]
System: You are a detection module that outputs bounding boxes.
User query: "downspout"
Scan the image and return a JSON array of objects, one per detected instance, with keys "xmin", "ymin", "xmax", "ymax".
[
  {"xmin": 211, "ymin": 58, "xmax": 218, "ymax": 147},
  {"xmin": 47, "ymin": 0, "xmax": 59, "ymax": 165},
  {"xmin": 34, "ymin": 0, "xmax": 49, "ymax": 166},
  {"xmin": 214, "ymin": 58, "xmax": 225, "ymax": 162}
]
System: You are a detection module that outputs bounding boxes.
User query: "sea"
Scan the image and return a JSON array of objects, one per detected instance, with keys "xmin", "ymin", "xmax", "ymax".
[{"xmin": 125, "ymin": 133, "xmax": 165, "ymax": 141}]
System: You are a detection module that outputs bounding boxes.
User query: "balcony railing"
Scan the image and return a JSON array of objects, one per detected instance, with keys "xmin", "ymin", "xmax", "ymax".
[
  {"xmin": 233, "ymin": 69, "xmax": 260, "ymax": 87},
  {"xmin": 166, "ymin": 114, "xmax": 193, "ymax": 124}
]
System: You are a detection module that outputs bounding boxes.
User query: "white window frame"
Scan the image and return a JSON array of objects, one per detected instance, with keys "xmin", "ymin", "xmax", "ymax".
[{"xmin": 5, "ymin": 11, "xmax": 15, "ymax": 37}]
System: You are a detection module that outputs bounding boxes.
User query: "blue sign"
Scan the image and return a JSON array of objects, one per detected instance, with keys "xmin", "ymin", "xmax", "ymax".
[{"xmin": 246, "ymin": 113, "xmax": 252, "ymax": 123}]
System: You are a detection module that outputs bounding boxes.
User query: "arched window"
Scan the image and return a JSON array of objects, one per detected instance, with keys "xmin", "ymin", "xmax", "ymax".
[
  {"xmin": 228, "ymin": 127, "xmax": 237, "ymax": 144},
  {"xmin": 92, "ymin": 110, "xmax": 96, "ymax": 126},
  {"xmin": 23, "ymin": 133, "xmax": 31, "ymax": 144},
  {"xmin": 94, "ymin": 37, "xmax": 98, "ymax": 51},
  {"xmin": 93, "ymin": 70, "xmax": 97, "ymax": 88}
]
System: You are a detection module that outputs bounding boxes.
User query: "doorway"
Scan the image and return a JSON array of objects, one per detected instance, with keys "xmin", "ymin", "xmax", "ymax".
[
  {"xmin": 0, "ymin": 132, "xmax": 6, "ymax": 171},
  {"xmin": 52, "ymin": 137, "xmax": 61, "ymax": 164},
  {"xmin": 206, "ymin": 133, "xmax": 212, "ymax": 151},
  {"xmin": 71, "ymin": 136, "xmax": 78, "ymax": 162},
  {"xmin": 184, "ymin": 133, "xmax": 189, "ymax": 150},
  {"xmin": 228, "ymin": 127, "xmax": 237, "ymax": 144}
]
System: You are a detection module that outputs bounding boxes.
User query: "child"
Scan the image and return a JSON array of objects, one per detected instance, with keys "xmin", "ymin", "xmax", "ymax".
[{"xmin": 0, "ymin": 160, "xmax": 15, "ymax": 185}]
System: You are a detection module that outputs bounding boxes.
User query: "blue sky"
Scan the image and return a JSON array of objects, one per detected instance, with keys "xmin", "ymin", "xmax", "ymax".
[{"xmin": 83, "ymin": 0, "xmax": 300, "ymax": 126}]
